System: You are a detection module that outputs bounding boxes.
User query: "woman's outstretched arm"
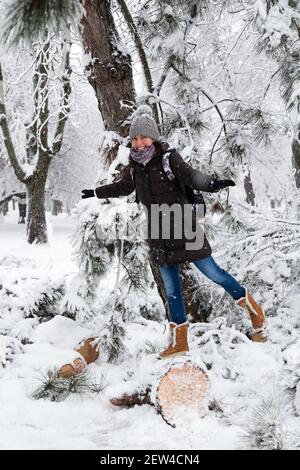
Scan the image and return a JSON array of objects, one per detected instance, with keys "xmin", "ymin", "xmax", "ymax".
[
  {"xmin": 82, "ymin": 165, "xmax": 135, "ymax": 199},
  {"xmin": 170, "ymin": 151, "xmax": 235, "ymax": 192}
]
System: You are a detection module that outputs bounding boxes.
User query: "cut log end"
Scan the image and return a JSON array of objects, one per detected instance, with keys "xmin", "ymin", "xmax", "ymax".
[
  {"xmin": 58, "ymin": 357, "xmax": 86, "ymax": 379},
  {"xmin": 58, "ymin": 363, "xmax": 75, "ymax": 379},
  {"xmin": 110, "ymin": 360, "xmax": 209, "ymax": 428},
  {"xmin": 155, "ymin": 362, "xmax": 209, "ymax": 427}
]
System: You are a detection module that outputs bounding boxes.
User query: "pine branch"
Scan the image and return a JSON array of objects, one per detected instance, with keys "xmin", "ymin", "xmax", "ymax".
[
  {"xmin": 1, "ymin": 0, "xmax": 84, "ymax": 45},
  {"xmin": 170, "ymin": 63, "xmax": 235, "ymax": 160},
  {"xmin": 98, "ymin": 314, "xmax": 127, "ymax": 364},
  {"xmin": 117, "ymin": 1, "xmax": 152, "ymax": 92},
  {"xmin": 280, "ymin": 51, "xmax": 300, "ymax": 111},
  {"xmin": 243, "ymin": 395, "xmax": 299, "ymax": 450},
  {"xmin": 32, "ymin": 368, "xmax": 109, "ymax": 401}
]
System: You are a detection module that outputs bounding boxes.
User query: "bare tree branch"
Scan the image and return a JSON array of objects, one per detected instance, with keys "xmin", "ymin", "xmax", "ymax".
[{"xmin": 0, "ymin": 62, "xmax": 27, "ymax": 183}]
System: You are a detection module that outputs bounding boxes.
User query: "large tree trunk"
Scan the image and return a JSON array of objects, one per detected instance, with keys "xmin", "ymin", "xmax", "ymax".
[
  {"xmin": 110, "ymin": 361, "xmax": 209, "ymax": 428},
  {"xmin": 26, "ymin": 154, "xmax": 51, "ymax": 244},
  {"xmin": 180, "ymin": 264, "xmax": 213, "ymax": 323},
  {"xmin": 81, "ymin": 0, "xmax": 135, "ymax": 143}
]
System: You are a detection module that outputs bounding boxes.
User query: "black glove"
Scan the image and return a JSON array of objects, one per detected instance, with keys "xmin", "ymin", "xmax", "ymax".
[
  {"xmin": 81, "ymin": 189, "xmax": 95, "ymax": 199},
  {"xmin": 209, "ymin": 179, "xmax": 235, "ymax": 192}
]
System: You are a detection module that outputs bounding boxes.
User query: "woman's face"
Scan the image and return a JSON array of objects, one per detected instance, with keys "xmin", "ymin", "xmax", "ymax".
[{"xmin": 131, "ymin": 135, "xmax": 154, "ymax": 150}]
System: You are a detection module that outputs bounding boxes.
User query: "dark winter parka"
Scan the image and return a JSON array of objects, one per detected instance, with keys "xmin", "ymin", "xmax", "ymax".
[{"xmin": 95, "ymin": 143, "xmax": 215, "ymax": 266}]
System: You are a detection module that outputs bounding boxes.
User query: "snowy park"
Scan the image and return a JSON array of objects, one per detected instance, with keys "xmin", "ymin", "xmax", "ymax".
[
  {"xmin": 1, "ymin": 0, "xmax": 300, "ymax": 452},
  {"xmin": 1, "ymin": 205, "xmax": 300, "ymax": 450}
]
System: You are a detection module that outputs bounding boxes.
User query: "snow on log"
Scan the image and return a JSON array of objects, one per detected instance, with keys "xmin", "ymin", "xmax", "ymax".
[
  {"xmin": 155, "ymin": 361, "xmax": 209, "ymax": 427},
  {"xmin": 110, "ymin": 387, "xmax": 152, "ymax": 407},
  {"xmin": 75, "ymin": 337, "xmax": 99, "ymax": 364},
  {"xmin": 110, "ymin": 360, "xmax": 209, "ymax": 427},
  {"xmin": 58, "ymin": 337, "xmax": 99, "ymax": 378}
]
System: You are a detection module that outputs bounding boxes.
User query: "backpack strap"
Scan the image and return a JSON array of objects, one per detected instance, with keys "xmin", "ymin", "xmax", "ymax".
[
  {"xmin": 129, "ymin": 166, "xmax": 135, "ymax": 181},
  {"xmin": 162, "ymin": 149, "xmax": 206, "ymax": 217},
  {"xmin": 161, "ymin": 150, "xmax": 176, "ymax": 181}
]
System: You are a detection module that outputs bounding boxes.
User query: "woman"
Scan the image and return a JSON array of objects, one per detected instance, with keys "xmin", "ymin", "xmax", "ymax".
[{"xmin": 82, "ymin": 106, "xmax": 267, "ymax": 358}]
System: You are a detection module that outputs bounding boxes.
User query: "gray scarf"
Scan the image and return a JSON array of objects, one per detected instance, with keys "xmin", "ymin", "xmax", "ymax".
[{"xmin": 129, "ymin": 144, "xmax": 156, "ymax": 165}]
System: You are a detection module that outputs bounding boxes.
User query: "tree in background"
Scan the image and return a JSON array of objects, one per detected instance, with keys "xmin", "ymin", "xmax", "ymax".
[
  {"xmin": 0, "ymin": 34, "xmax": 72, "ymax": 243},
  {"xmin": 251, "ymin": 0, "xmax": 300, "ymax": 189}
]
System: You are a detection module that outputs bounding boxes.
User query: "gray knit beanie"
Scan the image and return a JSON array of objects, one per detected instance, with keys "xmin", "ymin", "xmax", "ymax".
[{"xmin": 129, "ymin": 104, "xmax": 160, "ymax": 141}]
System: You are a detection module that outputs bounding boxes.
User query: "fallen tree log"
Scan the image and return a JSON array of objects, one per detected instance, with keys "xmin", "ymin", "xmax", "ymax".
[
  {"xmin": 58, "ymin": 337, "xmax": 99, "ymax": 379},
  {"xmin": 110, "ymin": 360, "xmax": 209, "ymax": 427}
]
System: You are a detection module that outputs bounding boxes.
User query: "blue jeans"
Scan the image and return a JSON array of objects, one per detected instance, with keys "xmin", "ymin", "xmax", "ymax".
[{"xmin": 159, "ymin": 255, "xmax": 246, "ymax": 324}]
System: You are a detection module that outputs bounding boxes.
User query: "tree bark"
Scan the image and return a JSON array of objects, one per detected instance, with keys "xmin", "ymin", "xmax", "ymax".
[
  {"xmin": 292, "ymin": 121, "xmax": 300, "ymax": 189},
  {"xmin": 81, "ymin": 0, "xmax": 135, "ymax": 144},
  {"xmin": 116, "ymin": 0, "xmax": 161, "ymax": 124},
  {"xmin": 26, "ymin": 154, "xmax": 51, "ymax": 244},
  {"xmin": 241, "ymin": 162, "xmax": 255, "ymax": 206},
  {"xmin": 244, "ymin": 170, "xmax": 255, "ymax": 206},
  {"xmin": 180, "ymin": 264, "xmax": 213, "ymax": 323},
  {"xmin": 110, "ymin": 361, "xmax": 209, "ymax": 428}
]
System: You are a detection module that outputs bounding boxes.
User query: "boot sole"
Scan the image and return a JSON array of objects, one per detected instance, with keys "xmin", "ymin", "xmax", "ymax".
[{"xmin": 159, "ymin": 351, "xmax": 189, "ymax": 360}]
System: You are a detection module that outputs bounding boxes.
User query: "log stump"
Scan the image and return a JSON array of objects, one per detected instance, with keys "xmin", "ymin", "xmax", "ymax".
[
  {"xmin": 58, "ymin": 357, "xmax": 86, "ymax": 379},
  {"xmin": 110, "ymin": 360, "xmax": 209, "ymax": 427},
  {"xmin": 155, "ymin": 361, "xmax": 209, "ymax": 427}
]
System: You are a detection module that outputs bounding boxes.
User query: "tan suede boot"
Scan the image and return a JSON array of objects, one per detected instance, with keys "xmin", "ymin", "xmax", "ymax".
[
  {"xmin": 159, "ymin": 322, "xmax": 189, "ymax": 359},
  {"xmin": 236, "ymin": 290, "xmax": 267, "ymax": 342}
]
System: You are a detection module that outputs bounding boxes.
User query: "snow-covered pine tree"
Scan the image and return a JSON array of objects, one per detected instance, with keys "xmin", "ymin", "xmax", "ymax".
[
  {"xmin": 70, "ymin": 175, "xmax": 165, "ymax": 362},
  {"xmin": 96, "ymin": 312, "xmax": 128, "ymax": 365},
  {"xmin": 61, "ymin": 199, "xmax": 116, "ymax": 323},
  {"xmin": 1, "ymin": 0, "xmax": 83, "ymax": 46},
  {"xmin": 250, "ymin": 0, "xmax": 300, "ymax": 189},
  {"xmin": 0, "ymin": 256, "xmax": 66, "ymax": 326},
  {"xmin": 244, "ymin": 392, "xmax": 300, "ymax": 450}
]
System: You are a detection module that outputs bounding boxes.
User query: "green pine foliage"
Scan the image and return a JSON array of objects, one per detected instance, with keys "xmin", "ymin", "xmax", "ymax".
[
  {"xmin": 281, "ymin": 51, "xmax": 300, "ymax": 112},
  {"xmin": 97, "ymin": 314, "xmax": 128, "ymax": 364},
  {"xmin": 251, "ymin": 0, "xmax": 300, "ymax": 112},
  {"xmin": 59, "ymin": 273, "xmax": 95, "ymax": 322},
  {"xmin": 26, "ymin": 284, "xmax": 65, "ymax": 320},
  {"xmin": 137, "ymin": 0, "xmax": 207, "ymax": 63},
  {"xmin": 72, "ymin": 197, "xmax": 162, "ymax": 326},
  {"xmin": 226, "ymin": 101, "xmax": 279, "ymax": 150},
  {"xmin": 121, "ymin": 239, "xmax": 151, "ymax": 292},
  {"xmin": 32, "ymin": 368, "xmax": 109, "ymax": 402},
  {"xmin": 1, "ymin": 275, "xmax": 65, "ymax": 322},
  {"xmin": 1, "ymin": 0, "xmax": 84, "ymax": 45},
  {"xmin": 0, "ymin": 335, "xmax": 23, "ymax": 367},
  {"xmin": 243, "ymin": 394, "xmax": 300, "ymax": 450},
  {"xmin": 72, "ymin": 210, "xmax": 115, "ymax": 300}
]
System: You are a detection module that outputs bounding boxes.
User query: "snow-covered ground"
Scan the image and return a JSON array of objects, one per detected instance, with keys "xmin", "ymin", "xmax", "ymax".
[{"xmin": 0, "ymin": 210, "xmax": 299, "ymax": 450}]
